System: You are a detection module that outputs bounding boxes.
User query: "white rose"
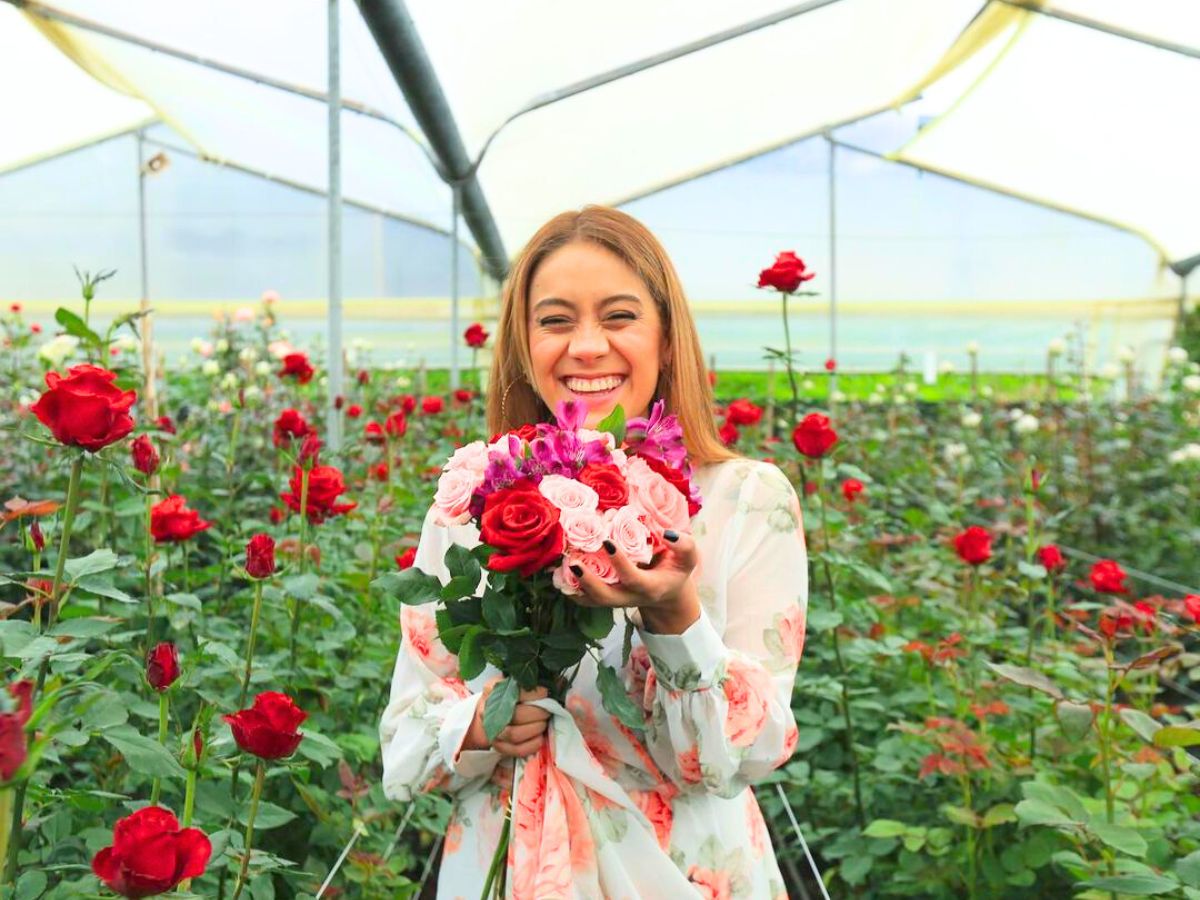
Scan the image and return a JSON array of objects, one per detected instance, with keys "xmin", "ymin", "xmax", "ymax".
[
  {"xmin": 1183, "ymin": 374, "xmax": 1200, "ymax": 393},
  {"xmin": 943, "ymin": 442, "xmax": 968, "ymax": 463},
  {"xmin": 1100, "ymin": 363, "xmax": 1120, "ymax": 379},
  {"xmin": 243, "ymin": 385, "xmax": 262, "ymax": 402},
  {"xmin": 801, "ymin": 379, "xmax": 815, "ymax": 391},
  {"xmin": 37, "ymin": 334, "xmax": 79, "ymax": 366},
  {"xmin": 966, "ymin": 340, "xmax": 979, "ymax": 354},
  {"xmin": 1008, "ymin": 408, "xmax": 1025, "ymax": 422},
  {"xmin": 832, "ymin": 390, "xmax": 847, "ymax": 403},
  {"xmin": 961, "ymin": 410, "xmax": 982, "ymax": 428},
  {"xmin": 1116, "ymin": 345, "xmax": 1135, "ymax": 363},
  {"xmin": 1047, "ymin": 338, "xmax": 1066, "ymax": 356},
  {"xmin": 239, "ymin": 346, "xmax": 258, "ymax": 363},
  {"xmin": 220, "ymin": 372, "xmax": 239, "ymax": 391},
  {"xmin": 980, "ymin": 385, "xmax": 994, "ymax": 398},
  {"xmin": 904, "ymin": 382, "xmax": 919, "ymax": 396},
  {"xmin": 939, "ymin": 361, "xmax": 956, "ymax": 375},
  {"xmin": 1167, "ymin": 346, "xmax": 1188, "ymax": 364},
  {"xmin": 1014, "ymin": 414, "xmax": 1039, "ymax": 434},
  {"xmin": 201, "ymin": 360, "xmax": 220, "ymax": 376},
  {"xmin": 255, "ymin": 361, "xmax": 272, "ymax": 377},
  {"xmin": 215, "ymin": 339, "xmax": 229, "ymax": 354}
]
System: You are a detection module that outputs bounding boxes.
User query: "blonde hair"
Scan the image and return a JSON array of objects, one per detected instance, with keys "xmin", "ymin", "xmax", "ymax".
[{"xmin": 486, "ymin": 205, "xmax": 736, "ymax": 466}]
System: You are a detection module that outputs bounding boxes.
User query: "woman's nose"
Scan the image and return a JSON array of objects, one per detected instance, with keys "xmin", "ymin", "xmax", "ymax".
[{"xmin": 568, "ymin": 322, "xmax": 610, "ymax": 361}]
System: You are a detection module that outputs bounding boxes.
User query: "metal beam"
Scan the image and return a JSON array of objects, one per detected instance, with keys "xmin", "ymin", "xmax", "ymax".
[
  {"xmin": 355, "ymin": 0, "xmax": 508, "ymax": 281},
  {"xmin": 327, "ymin": 0, "xmax": 344, "ymax": 449},
  {"xmin": 995, "ymin": 0, "xmax": 1200, "ymax": 60}
]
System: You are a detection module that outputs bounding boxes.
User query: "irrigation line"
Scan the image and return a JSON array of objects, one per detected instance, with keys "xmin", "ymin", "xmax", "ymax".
[
  {"xmin": 381, "ymin": 803, "xmax": 416, "ymax": 863},
  {"xmin": 775, "ymin": 783, "xmax": 832, "ymax": 900},
  {"xmin": 316, "ymin": 821, "xmax": 365, "ymax": 899},
  {"xmin": 417, "ymin": 834, "xmax": 444, "ymax": 894}
]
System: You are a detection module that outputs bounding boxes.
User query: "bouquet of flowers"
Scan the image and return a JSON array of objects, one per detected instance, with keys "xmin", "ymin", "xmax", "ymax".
[{"xmin": 391, "ymin": 398, "xmax": 702, "ymax": 741}]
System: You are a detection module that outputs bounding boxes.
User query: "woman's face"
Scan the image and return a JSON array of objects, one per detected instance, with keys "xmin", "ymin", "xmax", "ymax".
[{"xmin": 527, "ymin": 241, "xmax": 666, "ymax": 427}]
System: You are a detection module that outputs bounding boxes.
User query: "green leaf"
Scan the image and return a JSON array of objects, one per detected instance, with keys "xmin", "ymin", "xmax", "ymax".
[
  {"xmin": 982, "ymin": 804, "xmax": 1017, "ymax": 828},
  {"xmin": 1089, "ymin": 823, "xmax": 1148, "ymax": 858},
  {"xmin": 863, "ymin": 819, "xmax": 909, "ymax": 838},
  {"xmin": 941, "ymin": 805, "xmax": 981, "ymax": 828},
  {"xmin": 54, "ymin": 306, "xmax": 102, "ymax": 347},
  {"xmin": 377, "ymin": 568, "xmax": 442, "ymax": 606},
  {"xmin": 1013, "ymin": 799, "xmax": 1076, "ymax": 828},
  {"xmin": 74, "ymin": 575, "xmax": 135, "ymax": 604},
  {"xmin": 457, "ymin": 627, "xmax": 487, "ymax": 681},
  {"xmin": 282, "ymin": 573, "xmax": 320, "ymax": 600},
  {"xmin": 1021, "ymin": 782, "xmax": 1088, "ymax": 822},
  {"xmin": 63, "ymin": 548, "xmax": 120, "ymax": 581},
  {"xmin": 295, "ymin": 730, "xmax": 343, "ymax": 768},
  {"xmin": 482, "ymin": 589, "xmax": 517, "ymax": 632},
  {"xmin": 444, "ymin": 545, "xmax": 481, "ymax": 583},
  {"xmin": 986, "ymin": 663, "xmax": 1064, "ymax": 699},
  {"xmin": 483, "ymin": 678, "xmax": 519, "ymax": 743},
  {"xmin": 621, "ymin": 616, "xmax": 635, "ymax": 667},
  {"xmin": 102, "ymin": 725, "xmax": 186, "ymax": 779},
  {"xmin": 1017, "ymin": 561, "xmax": 1047, "ymax": 580},
  {"xmin": 597, "ymin": 663, "xmax": 643, "ymax": 732},
  {"xmin": 577, "ymin": 606, "xmax": 614, "ymax": 642},
  {"xmin": 15, "ymin": 869, "xmax": 47, "ymax": 900},
  {"xmin": 48, "ymin": 618, "xmax": 119, "ymax": 639},
  {"xmin": 236, "ymin": 799, "xmax": 296, "ymax": 831},
  {"xmin": 596, "ymin": 405, "xmax": 626, "ymax": 445},
  {"xmin": 1153, "ymin": 725, "xmax": 1200, "ymax": 748},
  {"xmin": 1120, "ymin": 707, "xmax": 1162, "ymax": 744},
  {"xmin": 1176, "ymin": 850, "xmax": 1200, "ymax": 888},
  {"xmin": 1077, "ymin": 874, "xmax": 1178, "ymax": 894},
  {"xmin": 1055, "ymin": 701, "xmax": 1095, "ymax": 741}
]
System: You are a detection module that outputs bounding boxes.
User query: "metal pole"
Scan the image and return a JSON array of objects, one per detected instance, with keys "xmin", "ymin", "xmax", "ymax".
[
  {"xmin": 826, "ymin": 134, "xmax": 838, "ymax": 395},
  {"xmin": 136, "ymin": 130, "xmax": 159, "ymax": 424},
  {"xmin": 450, "ymin": 182, "xmax": 461, "ymax": 390},
  {"xmin": 326, "ymin": 0, "xmax": 344, "ymax": 449}
]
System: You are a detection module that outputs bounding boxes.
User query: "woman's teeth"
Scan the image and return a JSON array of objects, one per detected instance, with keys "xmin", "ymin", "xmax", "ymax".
[{"xmin": 564, "ymin": 375, "xmax": 624, "ymax": 393}]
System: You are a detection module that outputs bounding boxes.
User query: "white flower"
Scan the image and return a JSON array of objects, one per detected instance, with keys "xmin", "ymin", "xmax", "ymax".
[
  {"xmin": 37, "ymin": 334, "xmax": 80, "ymax": 366},
  {"xmin": 261, "ymin": 289, "xmax": 280, "ymax": 304},
  {"xmin": 206, "ymin": 399, "xmax": 221, "ymax": 412},
  {"xmin": 395, "ymin": 376, "xmax": 412, "ymax": 388},
  {"xmin": 1008, "ymin": 408, "xmax": 1025, "ymax": 422},
  {"xmin": 1116, "ymin": 345, "xmax": 1135, "ymax": 363},
  {"xmin": 201, "ymin": 360, "xmax": 221, "ymax": 377},
  {"xmin": 255, "ymin": 361, "xmax": 272, "ymax": 377},
  {"xmin": 1100, "ymin": 363, "xmax": 1120, "ymax": 379},
  {"xmin": 831, "ymin": 390, "xmax": 847, "ymax": 403},
  {"xmin": 866, "ymin": 394, "xmax": 883, "ymax": 406},
  {"xmin": 243, "ymin": 384, "xmax": 262, "ymax": 402},
  {"xmin": 966, "ymin": 340, "xmax": 979, "ymax": 354},
  {"xmin": 1183, "ymin": 374, "xmax": 1200, "ymax": 393},
  {"xmin": 961, "ymin": 410, "xmax": 982, "ymax": 428},
  {"xmin": 980, "ymin": 385, "xmax": 994, "ymax": 398},
  {"xmin": 233, "ymin": 306, "xmax": 256, "ymax": 323},
  {"xmin": 239, "ymin": 346, "xmax": 258, "ymax": 364},
  {"xmin": 215, "ymin": 339, "xmax": 230, "ymax": 354},
  {"xmin": 19, "ymin": 391, "xmax": 39, "ymax": 407},
  {"xmin": 112, "ymin": 335, "xmax": 139, "ymax": 353},
  {"xmin": 943, "ymin": 442, "xmax": 968, "ymax": 464},
  {"xmin": 351, "ymin": 338, "xmax": 374, "ymax": 352},
  {"xmin": 267, "ymin": 340, "xmax": 294, "ymax": 359},
  {"xmin": 191, "ymin": 338, "xmax": 214, "ymax": 357},
  {"xmin": 802, "ymin": 379, "xmax": 815, "ymax": 391},
  {"xmin": 1047, "ymin": 338, "xmax": 1066, "ymax": 357},
  {"xmin": 1014, "ymin": 413, "xmax": 1039, "ymax": 434},
  {"xmin": 892, "ymin": 394, "xmax": 908, "ymax": 406},
  {"xmin": 1167, "ymin": 346, "xmax": 1189, "ymax": 364},
  {"xmin": 939, "ymin": 361, "xmax": 956, "ymax": 375},
  {"xmin": 220, "ymin": 372, "xmax": 239, "ymax": 391},
  {"xmin": 904, "ymin": 382, "xmax": 919, "ymax": 396},
  {"xmin": 1168, "ymin": 443, "xmax": 1200, "ymax": 464}
]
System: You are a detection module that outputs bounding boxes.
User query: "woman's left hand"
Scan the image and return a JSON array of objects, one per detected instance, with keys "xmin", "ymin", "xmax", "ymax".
[{"xmin": 568, "ymin": 531, "xmax": 702, "ymax": 634}]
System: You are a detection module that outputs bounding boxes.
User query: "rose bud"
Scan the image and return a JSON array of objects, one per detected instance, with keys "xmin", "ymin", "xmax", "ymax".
[
  {"xmin": 130, "ymin": 434, "xmax": 160, "ymax": 476},
  {"xmin": 91, "ymin": 806, "xmax": 211, "ymax": 898},
  {"xmin": 757, "ymin": 251, "xmax": 815, "ymax": 294},
  {"xmin": 384, "ymin": 411, "xmax": 407, "ymax": 438},
  {"xmin": 29, "ymin": 521, "xmax": 45, "ymax": 552},
  {"xmin": 223, "ymin": 691, "xmax": 307, "ymax": 759},
  {"xmin": 298, "ymin": 432, "xmax": 322, "ymax": 466},
  {"xmin": 245, "ymin": 534, "xmax": 276, "ymax": 579},
  {"xmin": 0, "ymin": 680, "xmax": 34, "ymax": 782},
  {"xmin": 463, "ymin": 322, "xmax": 489, "ymax": 348},
  {"xmin": 146, "ymin": 642, "xmax": 180, "ymax": 692}
]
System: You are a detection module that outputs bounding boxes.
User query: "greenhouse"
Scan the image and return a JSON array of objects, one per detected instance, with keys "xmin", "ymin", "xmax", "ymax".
[{"xmin": 1, "ymin": 1, "xmax": 1198, "ymax": 897}]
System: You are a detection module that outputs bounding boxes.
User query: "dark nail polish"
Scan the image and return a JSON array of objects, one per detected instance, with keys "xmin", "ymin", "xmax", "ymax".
[
  {"xmin": 663, "ymin": 529, "xmax": 679, "ymax": 542},
  {"xmin": 569, "ymin": 564, "xmax": 583, "ymax": 577},
  {"xmin": 603, "ymin": 540, "xmax": 616, "ymax": 555}
]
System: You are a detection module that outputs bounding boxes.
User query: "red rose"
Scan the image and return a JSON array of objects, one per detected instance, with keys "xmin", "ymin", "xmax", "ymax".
[
  {"xmin": 223, "ymin": 691, "xmax": 306, "ymax": 759},
  {"xmin": 953, "ymin": 526, "xmax": 992, "ymax": 566},
  {"xmin": 268, "ymin": 506, "xmax": 285, "ymax": 525},
  {"xmin": 639, "ymin": 455, "xmax": 701, "ymax": 517},
  {"xmin": 30, "ymin": 323, "xmax": 41, "ymax": 334},
  {"xmin": 150, "ymin": 495, "xmax": 212, "ymax": 544},
  {"xmin": 0, "ymin": 680, "xmax": 33, "ymax": 782},
  {"xmin": 298, "ymin": 432, "xmax": 322, "ymax": 466},
  {"xmin": 372, "ymin": 462, "xmax": 389, "ymax": 482},
  {"xmin": 1182, "ymin": 595, "xmax": 1200, "ymax": 624},
  {"xmin": 825, "ymin": 358, "xmax": 837, "ymax": 372},
  {"xmin": 841, "ymin": 478, "xmax": 864, "ymax": 503},
  {"xmin": 395, "ymin": 546, "xmax": 417, "ymax": 569},
  {"xmin": 719, "ymin": 421, "xmax": 739, "ymax": 446},
  {"xmin": 245, "ymin": 533, "xmax": 276, "ymax": 579},
  {"xmin": 146, "ymin": 642, "xmax": 180, "ymax": 692},
  {"xmin": 356, "ymin": 369, "xmax": 369, "ymax": 385},
  {"xmin": 278, "ymin": 352, "xmax": 315, "ymax": 384},
  {"xmin": 346, "ymin": 403, "xmax": 363, "ymax": 418},
  {"xmin": 1098, "ymin": 606, "xmax": 1135, "ymax": 639},
  {"xmin": 464, "ymin": 322, "xmax": 489, "ymax": 348},
  {"xmin": 757, "ymin": 251, "xmax": 815, "ymax": 294},
  {"xmin": 1132, "ymin": 600, "xmax": 1157, "ymax": 634},
  {"xmin": 92, "ymin": 806, "xmax": 211, "ymax": 898},
  {"xmin": 273, "ymin": 409, "xmax": 311, "ymax": 447},
  {"xmin": 281, "ymin": 465, "xmax": 356, "ymax": 524},
  {"xmin": 707, "ymin": 370, "xmax": 717, "ymax": 387},
  {"xmin": 1037, "ymin": 544, "xmax": 1066, "ymax": 573},
  {"xmin": 479, "ymin": 480, "xmax": 564, "ymax": 577},
  {"xmin": 130, "ymin": 435, "xmax": 160, "ymax": 476},
  {"xmin": 31, "ymin": 364, "xmax": 136, "ymax": 451},
  {"xmin": 454, "ymin": 388, "xmax": 474, "ymax": 404},
  {"xmin": 422, "ymin": 396, "xmax": 444, "ymax": 415},
  {"xmin": 384, "ymin": 411, "xmax": 407, "ymax": 438},
  {"xmin": 803, "ymin": 481, "xmax": 818, "ymax": 496},
  {"xmin": 397, "ymin": 394, "xmax": 417, "ymax": 414},
  {"xmin": 577, "ymin": 463, "xmax": 630, "ymax": 512},
  {"xmin": 792, "ymin": 413, "xmax": 837, "ymax": 458},
  {"xmin": 1090, "ymin": 559, "xmax": 1129, "ymax": 594},
  {"xmin": 726, "ymin": 398, "xmax": 762, "ymax": 426},
  {"xmin": 488, "ymin": 423, "xmax": 539, "ymax": 444},
  {"xmin": 156, "ymin": 415, "xmax": 176, "ymax": 435},
  {"xmin": 364, "ymin": 421, "xmax": 384, "ymax": 443},
  {"xmin": 10, "ymin": 302, "xmax": 21, "ymax": 313}
]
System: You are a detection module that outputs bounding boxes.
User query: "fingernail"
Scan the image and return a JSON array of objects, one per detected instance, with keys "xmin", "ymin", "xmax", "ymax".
[
  {"xmin": 603, "ymin": 540, "xmax": 616, "ymax": 555},
  {"xmin": 663, "ymin": 529, "xmax": 679, "ymax": 542},
  {"xmin": 569, "ymin": 564, "xmax": 583, "ymax": 577}
]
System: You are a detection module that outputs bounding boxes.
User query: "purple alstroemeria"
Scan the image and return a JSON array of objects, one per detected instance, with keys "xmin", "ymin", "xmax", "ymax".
[
  {"xmin": 554, "ymin": 399, "xmax": 588, "ymax": 431},
  {"xmin": 626, "ymin": 399, "xmax": 689, "ymax": 471}
]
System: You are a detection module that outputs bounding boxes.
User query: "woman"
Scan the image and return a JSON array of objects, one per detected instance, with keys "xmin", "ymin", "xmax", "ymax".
[{"xmin": 380, "ymin": 206, "xmax": 808, "ymax": 898}]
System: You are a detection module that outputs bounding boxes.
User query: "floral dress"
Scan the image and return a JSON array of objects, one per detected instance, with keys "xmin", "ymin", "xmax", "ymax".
[{"xmin": 379, "ymin": 458, "xmax": 808, "ymax": 899}]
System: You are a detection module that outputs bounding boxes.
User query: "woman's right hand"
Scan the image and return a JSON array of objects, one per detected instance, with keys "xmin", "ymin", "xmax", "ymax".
[{"xmin": 461, "ymin": 684, "xmax": 550, "ymax": 758}]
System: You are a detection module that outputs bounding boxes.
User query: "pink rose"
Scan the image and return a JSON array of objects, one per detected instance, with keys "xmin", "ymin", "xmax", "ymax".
[
  {"xmin": 688, "ymin": 865, "xmax": 732, "ymax": 900},
  {"xmin": 722, "ymin": 657, "xmax": 774, "ymax": 747},
  {"xmin": 552, "ymin": 549, "xmax": 619, "ymax": 595},
  {"xmin": 400, "ymin": 606, "xmax": 455, "ymax": 677},
  {"xmin": 559, "ymin": 508, "xmax": 607, "ymax": 553},
  {"xmin": 746, "ymin": 792, "xmax": 769, "ymax": 859},
  {"xmin": 431, "ymin": 468, "xmax": 480, "ymax": 526},
  {"xmin": 625, "ymin": 457, "xmax": 691, "ymax": 534},
  {"xmin": 778, "ymin": 604, "xmax": 807, "ymax": 662},
  {"xmin": 445, "ymin": 441, "xmax": 490, "ymax": 477},
  {"xmin": 677, "ymin": 746, "xmax": 703, "ymax": 784},
  {"xmin": 537, "ymin": 474, "xmax": 599, "ymax": 513},
  {"xmin": 631, "ymin": 788, "xmax": 674, "ymax": 852},
  {"xmin": 604, "ymin": 505, "xmax": 653, "ymax": 564}
]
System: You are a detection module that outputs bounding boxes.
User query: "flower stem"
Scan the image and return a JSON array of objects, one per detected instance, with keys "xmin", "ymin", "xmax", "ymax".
[
  {"xmin": 150, "ymin": 692, "xmax": 169, "ymax": 805},
  {"xmin": 240, "ymin": 581, "xmax": 265, "ymax": 709},
  {"xmin": 0, "ymin": 789, "xmax": 12, "ymax": 887},
  {"xmin": 182, "ymin": 764, "xmax": 198, "ymax": 828},
  {"xmin": 145, "ymin": 491, "xmax": 156, "ymax": 650},
  {"xmin": 290, "ymin": 470, "xmax": 310, "ymax": 673},
  {"xmin": 231, "ymin": 761, "xmax": 266, "ymax": 900},
  {"xmin": 780, "ymin": 292, "xmax": 800, "ymax": 424},
  {"xmin": 480, "ymin": 760, "xmax": 517, "ymax": 900}
]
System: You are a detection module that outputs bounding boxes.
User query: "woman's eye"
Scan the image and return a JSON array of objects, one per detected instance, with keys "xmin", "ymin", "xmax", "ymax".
[
  {"xmin": 607, "ymin": 312, "xmax": 637, "ymax": 322},
  {"xmin": 538, "ymin": 317, "xmax": 570, "ymax": 327}
]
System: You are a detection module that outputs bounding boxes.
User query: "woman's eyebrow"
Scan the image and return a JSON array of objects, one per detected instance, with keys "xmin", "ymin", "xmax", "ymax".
[{"xmin": 531, "ymin": 294, "xmax": 643, "ymax": 313}]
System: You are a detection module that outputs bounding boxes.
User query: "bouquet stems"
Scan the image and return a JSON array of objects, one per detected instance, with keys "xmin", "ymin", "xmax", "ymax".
[{"xmin": 480, "ymin": 759, "xmax": 520, "ymax": 900}]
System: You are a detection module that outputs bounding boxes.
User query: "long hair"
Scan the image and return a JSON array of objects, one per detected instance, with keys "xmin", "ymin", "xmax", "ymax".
[{"xmin": 486, "ymin": 206, "xmax": 736, "ymax": 466}]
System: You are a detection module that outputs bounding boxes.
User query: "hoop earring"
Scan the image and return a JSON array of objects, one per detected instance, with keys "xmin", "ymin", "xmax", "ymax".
[{"xmin": 500, "ymin": 379, "xmax": 516, "ymax": 422}]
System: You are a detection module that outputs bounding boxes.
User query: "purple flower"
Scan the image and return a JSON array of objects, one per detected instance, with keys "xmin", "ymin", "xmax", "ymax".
[
  {"xmin": 626, "ymin": 400, "xmax": 689, "ymax": 472},
  {"xmin": 554, "ymin": 400, "xmax": 588, "ymax": 431}
]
